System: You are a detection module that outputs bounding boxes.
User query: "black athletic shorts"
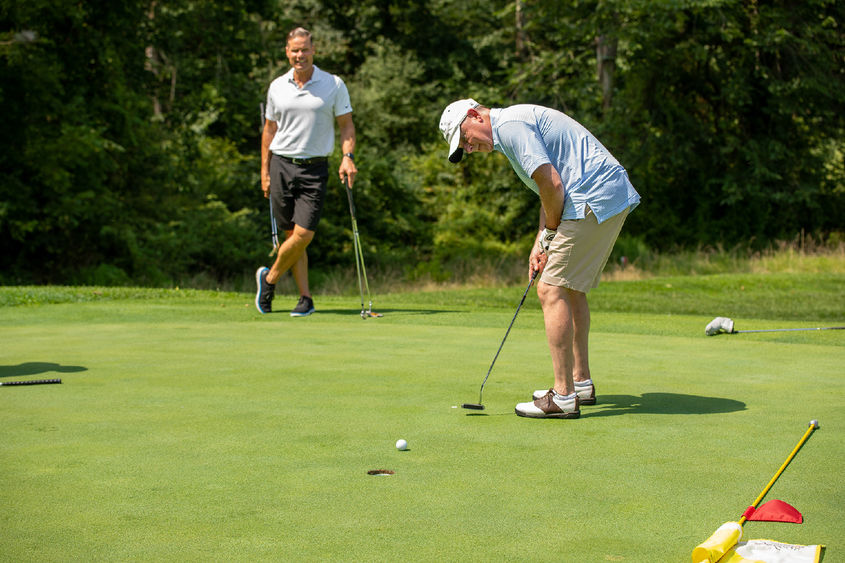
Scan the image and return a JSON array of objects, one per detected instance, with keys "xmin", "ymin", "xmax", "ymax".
[{"xmin": 268, "ymin": 154, "xmax": 329, "ymax": 232}]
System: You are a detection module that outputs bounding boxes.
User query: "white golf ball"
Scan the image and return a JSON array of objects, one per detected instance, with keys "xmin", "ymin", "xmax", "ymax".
[{"xmin": 395, "ymin": 439, "xmax": 408, "ymax": 451}]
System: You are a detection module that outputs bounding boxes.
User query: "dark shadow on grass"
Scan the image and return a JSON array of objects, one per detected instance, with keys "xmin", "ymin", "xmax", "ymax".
[
  {"xmin": 462, "ymin": 393, "xmax": 745, "ymax": 418},
  {"xmin": 0, "ymin": 362, "xmax": 88, "ymax": 378},
  {"xmin": 583, "ymin": 393, "xmax": 746, "ymax": 418}
]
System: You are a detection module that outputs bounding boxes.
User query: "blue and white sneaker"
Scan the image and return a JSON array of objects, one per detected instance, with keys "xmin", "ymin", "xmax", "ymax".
[
  {"xmin": 290, "ymin": 295, "xmax": 315, "ymax": 317},
  {"xmin": 255, "ymin": 267, "xmax": 275, "ymax": 314}
]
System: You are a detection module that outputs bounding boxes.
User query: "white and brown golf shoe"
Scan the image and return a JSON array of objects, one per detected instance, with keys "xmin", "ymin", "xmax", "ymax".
[
  {"xmin": 515, "ymin": 391, "xmax": 580, "ymax": 419},
  {"xmin": 533, "ymin": 380, "xmax": 596, "ymax": 405}
]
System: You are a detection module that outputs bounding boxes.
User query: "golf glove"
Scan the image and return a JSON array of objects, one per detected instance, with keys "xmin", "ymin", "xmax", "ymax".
[{"xmin": 539, "ymin": 228, "xmax": 556, "ymax": 254}]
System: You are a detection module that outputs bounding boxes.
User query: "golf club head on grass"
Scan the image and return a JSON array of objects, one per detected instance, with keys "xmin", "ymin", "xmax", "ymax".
[{"xmin": 463, "ymin": 270, "xmax": 539, "ymax": 412}]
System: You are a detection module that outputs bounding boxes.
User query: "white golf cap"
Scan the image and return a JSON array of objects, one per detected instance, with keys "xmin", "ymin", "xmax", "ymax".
[{"xmin": 439, "ymin": 98, "xmax": 479, "ymax": 163}]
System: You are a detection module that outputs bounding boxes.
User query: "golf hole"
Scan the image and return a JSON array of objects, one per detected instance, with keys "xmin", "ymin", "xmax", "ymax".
[{"xmin": 367, "ymin": 469, "xmax": 395, "ymax": 476}]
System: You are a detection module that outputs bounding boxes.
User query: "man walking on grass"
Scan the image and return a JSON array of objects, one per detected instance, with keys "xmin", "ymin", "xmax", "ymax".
[
  {"xmin": 255, "ymin": 27, "xmax": 358, "ymax": 317},
  {"xmin": 439, "ymin": 99, "xmax": 640, "ymax": 419}
]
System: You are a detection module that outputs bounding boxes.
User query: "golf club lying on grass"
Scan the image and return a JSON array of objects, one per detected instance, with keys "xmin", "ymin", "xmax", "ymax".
[
  {"xmin": 0, "ymin": 379, "xmax": 62, "ymax": 386},
  {"xmin": 705, "ymin": 316, "xmax": 845, "ymax": 336},
  {"xmin": 343, "ymin": 177, "xmax": 382, "ymax": 319},
  {"xmin": 692, "ymin": 420, "xmax": 820, "ymax": 563},
  {"xmin": 462, "ymin": 269, "xmax": 539, "ymax": 411}
]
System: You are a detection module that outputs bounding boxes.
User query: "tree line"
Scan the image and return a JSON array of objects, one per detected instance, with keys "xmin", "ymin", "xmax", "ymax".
[{"xmin": 2, "ymin": 0, "xmax": 843, "ymax": 286}]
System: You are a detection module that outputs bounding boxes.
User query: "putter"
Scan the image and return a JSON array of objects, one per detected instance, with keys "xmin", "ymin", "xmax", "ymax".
[
  {"xmin": 0, "ymin": 379, "xmax": 62, "ymax": 386},
  {"xmin": 462, "ymin": 269, "xmax": 539, "ymax": 410},
  {"xmin": 343, "ymin": 177, "xmax": 382, "ymax": 319}
]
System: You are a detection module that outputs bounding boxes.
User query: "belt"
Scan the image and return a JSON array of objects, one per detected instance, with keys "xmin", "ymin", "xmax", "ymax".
[{"xmin": 277, "ymin": 155, "xmax": 328, "ymax": 166}]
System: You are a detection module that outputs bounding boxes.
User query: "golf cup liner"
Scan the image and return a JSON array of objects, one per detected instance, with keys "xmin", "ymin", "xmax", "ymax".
[{"xmin": 367, "ymin": 469, "xmax": 395, "ymax": 476}]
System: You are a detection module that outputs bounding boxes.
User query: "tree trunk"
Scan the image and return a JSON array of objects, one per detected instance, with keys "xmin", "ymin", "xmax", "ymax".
[{"xmin": 596, "ymin": 35, "xmax": 617, "ymax": 110}]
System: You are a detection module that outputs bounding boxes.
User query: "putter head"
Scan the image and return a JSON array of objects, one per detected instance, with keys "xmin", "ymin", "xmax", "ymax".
[{"xmin": 461, "ymin": 403, "xmax": 485, "ymax": 410}]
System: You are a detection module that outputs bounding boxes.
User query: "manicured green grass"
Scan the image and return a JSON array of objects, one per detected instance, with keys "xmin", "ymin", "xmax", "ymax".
[{"xmin": 1, "ymin": 276, "xmax": 842, "ymax": 561}]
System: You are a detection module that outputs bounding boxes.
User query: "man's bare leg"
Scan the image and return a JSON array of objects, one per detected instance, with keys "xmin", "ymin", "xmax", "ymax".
[
  {"xmin": 288, "ymin": 232, "xmax": 311, "ymax": 298},
  {"xmin": 569, "ymin": 290, "xmax": 591, "ymax": 384},
  {"xmin": 537, "ymin": 282, "xmax": 576, "ymax": 396},
  {"xmin": 265, "ymin": 224, "xmax": 314, "ymax": 285}
]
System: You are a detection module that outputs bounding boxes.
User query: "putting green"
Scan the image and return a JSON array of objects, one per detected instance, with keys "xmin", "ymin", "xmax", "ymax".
[{"xmin": 1, "ymin": 287, "xmax": 842, "ymax": 561}]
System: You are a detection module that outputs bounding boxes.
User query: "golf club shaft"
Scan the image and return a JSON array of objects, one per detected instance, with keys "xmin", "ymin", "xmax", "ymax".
[
  {"xmin": 354, "ymin": 220, "xmax": 373, "ymax": 312},
  {"xmin": 344, "ymin": 178, "xmax": 373, "ymax": 316},
  {"xmin": 269, "ymin": 198, "xmax": 279, "ymax": 250},
  {"xmin": 261, "ymin": 103, "xmax": 280, "ymax": 254},
  {"xmin": 477, "ymin": 269, "xmax": 539, "ymax": 404},
  {"xmin": 735, "ymin": 326, "xmax": 845, "ymax": 334},
  {"xmin": 738, "ymin": 420, "xmax": 819, "ymax": 526},
  {"xmin": 0, "ymin": 379, "xmax": 62, "ymax": 386}
]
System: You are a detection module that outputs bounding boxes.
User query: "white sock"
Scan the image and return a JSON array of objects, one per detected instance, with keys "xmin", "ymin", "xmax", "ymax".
[
  {"xmin": 553, "ymin": 391, "xmax": 577, "ymax": 400},
  {"xmin": 575, "ymin": 379, "xmax": 592, "ymax": 387}
]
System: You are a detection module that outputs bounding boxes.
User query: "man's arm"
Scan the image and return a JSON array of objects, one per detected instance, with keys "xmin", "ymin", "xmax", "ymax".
[
  {"xmin": 337, "ymin": 112, "xmax": 357, "ymax": 187},
  {"xmin": 528, "ymin": 163, "xmax": 565, "ymax": 277},
  {"xmin": 261, "ymin": 119, "xmax": 278, "ymax": 198},
  {"xmin": 531, "ymin": 163, "xmax": 564, "ymax": 230}
]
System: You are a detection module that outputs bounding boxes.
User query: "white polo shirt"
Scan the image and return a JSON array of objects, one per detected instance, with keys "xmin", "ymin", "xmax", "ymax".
[{"xmin": 264, "ymin": 65, "xmax": 353, "ymax": 159}]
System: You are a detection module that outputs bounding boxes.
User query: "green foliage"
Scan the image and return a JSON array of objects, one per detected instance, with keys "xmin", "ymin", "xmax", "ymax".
[
  {"xmin": 408, "ymin": 141, "xmax": 537, "ymax": 273},
  {"xmin": 606, "ymin": 0, "xmax": 845, "ymax": 248},
  {"xmin": 1, "ymin": 0, "xmax": 843, "ymax": 285}
]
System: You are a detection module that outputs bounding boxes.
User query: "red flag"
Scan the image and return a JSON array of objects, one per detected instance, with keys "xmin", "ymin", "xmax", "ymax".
[{"xmin": 743, "ymin": 499, "xmax": 803, "ymax": 523}]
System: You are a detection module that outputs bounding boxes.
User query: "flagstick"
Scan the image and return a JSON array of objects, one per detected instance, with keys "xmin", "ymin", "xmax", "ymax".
[{"xmin": 738, "ymin": 420, "xmax": 819, "ymax": 526}]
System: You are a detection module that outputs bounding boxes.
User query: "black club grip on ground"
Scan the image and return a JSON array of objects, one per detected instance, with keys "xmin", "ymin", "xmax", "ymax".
[{"xmin": 0, "ymin": 379, "xmax": 62, "ymax": 386}]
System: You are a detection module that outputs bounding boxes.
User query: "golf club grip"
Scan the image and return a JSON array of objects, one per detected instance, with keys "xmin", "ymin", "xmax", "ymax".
[
  {"xmin": 1, "ymin": 379, "xmax": 62, "ymax": 386},
  {"xmin": 344, "ymin": 182, "xmax": 357, "ymax": 219}
]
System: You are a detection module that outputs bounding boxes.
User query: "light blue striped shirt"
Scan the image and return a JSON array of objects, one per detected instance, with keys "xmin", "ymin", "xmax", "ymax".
[{"xmin": 491, "ymin": 105, "xmax": 640, "ymax": 223}]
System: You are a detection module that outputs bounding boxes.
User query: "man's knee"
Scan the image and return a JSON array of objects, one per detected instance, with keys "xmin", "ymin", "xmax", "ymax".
[
  {"xmin": 538, "ymin": 281, "xmax": 583, "ymax": 307},
  {"xmin": 537, "ymin": 281, "xmax": 560, "ymax": 308},
  {"xmin": 285, "ymin": 226, "xmax": 315, "ymax": 247}
]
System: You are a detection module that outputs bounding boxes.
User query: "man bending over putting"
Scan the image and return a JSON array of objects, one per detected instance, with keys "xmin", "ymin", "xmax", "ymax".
[{"xmin": 439, "ymin": 99, "xmax": 640, "ymax": 419}]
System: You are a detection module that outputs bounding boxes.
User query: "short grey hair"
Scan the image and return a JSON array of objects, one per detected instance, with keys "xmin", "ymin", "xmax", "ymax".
[{"xmin": 287, "ymin": 27, "xmax": 312, "ymax": 45}]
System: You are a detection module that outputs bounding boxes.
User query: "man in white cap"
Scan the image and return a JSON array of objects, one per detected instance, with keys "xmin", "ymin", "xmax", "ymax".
[{"xmin": 439, "ymin": 99, "xmax": 640, "ymax": 418}]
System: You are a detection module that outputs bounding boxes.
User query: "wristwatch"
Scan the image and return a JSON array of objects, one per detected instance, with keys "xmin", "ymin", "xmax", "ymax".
[{"xmin": 344, "ymin": 153, "xmax": 354, "ymax": 161}]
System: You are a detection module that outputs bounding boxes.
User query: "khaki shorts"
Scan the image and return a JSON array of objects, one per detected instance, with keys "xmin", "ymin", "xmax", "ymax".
[{"xmin": 540, "ymin": 206, "xmax": 628, "ymax": 293}]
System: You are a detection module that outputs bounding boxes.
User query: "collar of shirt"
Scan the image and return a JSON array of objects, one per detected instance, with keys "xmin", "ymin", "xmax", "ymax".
[
  {"xmin": 284, "ymin": 64, "xmax": 324, "ymax": 88},
  {"xmin": 489, "ymin": 107, "xmax": 503, "ymax": 152}
]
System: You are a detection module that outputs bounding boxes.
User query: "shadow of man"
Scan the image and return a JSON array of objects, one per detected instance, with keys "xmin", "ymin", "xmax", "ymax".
[
  {"xmin": 583, "ymin": 393, "xmax": 746, "ymax": 418},
  {"xmin": 0, "ymin": 362, "xmax": 87, "ymax": 378}
]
